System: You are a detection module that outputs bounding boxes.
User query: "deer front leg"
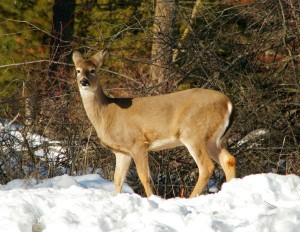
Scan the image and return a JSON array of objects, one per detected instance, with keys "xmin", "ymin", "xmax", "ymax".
[
  {"xmin": 131, "ymin": 146, "xmax": 153, "ymax": 197},
  {"xmin": 114, "ymin": 152, "xmax": 132, "ymax": 194}
]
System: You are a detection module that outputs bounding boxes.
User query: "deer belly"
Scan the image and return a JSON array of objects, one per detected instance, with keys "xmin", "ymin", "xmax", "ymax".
[{"xmin": 148, "ymin": 137, "xmax": 183, "ymax": 151}]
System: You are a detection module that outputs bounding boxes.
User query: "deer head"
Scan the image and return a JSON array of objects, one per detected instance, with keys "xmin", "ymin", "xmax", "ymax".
[{"xmin": 72, "ymin": 51, "xmax": 106, "ymax": 92}]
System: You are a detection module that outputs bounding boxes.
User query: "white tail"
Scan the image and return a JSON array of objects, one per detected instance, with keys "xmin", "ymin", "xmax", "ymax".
[{"xmin": 72, "ymin": 51, "xmax": 236, "ymax": 198}]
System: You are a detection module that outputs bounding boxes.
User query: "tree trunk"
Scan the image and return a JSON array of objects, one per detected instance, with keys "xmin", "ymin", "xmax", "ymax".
[
  {"xmin": 47, "ymin": 0, "xmax": 75, "ymax": 96},
  {"xmin": 51, "ymin": 0, "xmax": 75, "ymax": 66},
  {"xmin": 150, "ymin": 0, "xmax": 176, "ymax": 94}
]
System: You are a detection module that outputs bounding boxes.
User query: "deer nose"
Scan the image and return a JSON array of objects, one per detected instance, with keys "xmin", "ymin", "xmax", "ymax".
[{"xmin": 80, "ymin": 78, "xmax": 90, "ymax": 87}]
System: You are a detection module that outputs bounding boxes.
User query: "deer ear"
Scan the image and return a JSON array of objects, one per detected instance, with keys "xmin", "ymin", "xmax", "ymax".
[
  {"xmin": 90, "ymin": 50, "xmax": 107, "ymax": 69},
  {"xmin": 72, "ymin": 51, "xmax": 84, "ymax": 66}
]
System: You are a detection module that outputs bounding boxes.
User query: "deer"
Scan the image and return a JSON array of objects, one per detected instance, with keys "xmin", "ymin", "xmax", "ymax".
[{"xmin": 72, "ymin": 50, "xmax": 236, "ymax": 198}]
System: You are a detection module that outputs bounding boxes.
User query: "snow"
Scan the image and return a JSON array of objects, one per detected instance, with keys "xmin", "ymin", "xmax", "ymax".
[{"xmin": 0, "ymin": 173, "xmax": 300, "ymax": 232}]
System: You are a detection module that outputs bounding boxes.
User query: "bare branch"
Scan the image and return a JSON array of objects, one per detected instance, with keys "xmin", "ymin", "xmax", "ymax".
[
  {"xmin": 3, "ymin": 19, "xmax": 70, "ymax": 44},
  {"xmin": 0, "ymin": 60, "xmax": 74, "ymax": 69}
]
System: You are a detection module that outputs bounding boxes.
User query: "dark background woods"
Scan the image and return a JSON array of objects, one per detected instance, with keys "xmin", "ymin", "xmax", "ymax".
[{"xmin": 0, "ymin": 0, "xmax": 299, "ymax": 198}]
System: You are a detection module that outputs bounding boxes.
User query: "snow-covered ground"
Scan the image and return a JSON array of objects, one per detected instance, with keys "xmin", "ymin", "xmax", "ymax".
[{"xmin": 1, "ymin": 173, "xmax": 300, "ymax": 232}]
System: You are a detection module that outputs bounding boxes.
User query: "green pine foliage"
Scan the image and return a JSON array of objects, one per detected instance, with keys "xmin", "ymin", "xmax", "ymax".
[{"xmin": 0, "ymin": 0, "xmax": 52, "ymax": 97}]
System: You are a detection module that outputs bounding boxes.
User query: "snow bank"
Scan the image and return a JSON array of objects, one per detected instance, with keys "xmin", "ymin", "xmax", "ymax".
[{"xmin": 0, "ymin": 173, "xmax": 300, "ymax": 232}]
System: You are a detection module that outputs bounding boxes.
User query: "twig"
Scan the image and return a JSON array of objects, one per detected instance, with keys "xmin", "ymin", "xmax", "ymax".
[
  {"xmin": 99, "ymin": 68, "xmax": 143, "ymax": 86},
  {"xmin": 264, "ymin": 200, "xmax": 277, "ymax": 209},
  {"xmin": 0, "ymin": 60, "xmax": 74, "ymax": 69},
  {"xmin": 0, "ymin": 113, "xmax": 20, "ymax": 132},
  {"xmin": 83, "ymin": 127, "xmax": 93, "ymax": 174},
  {"xmin": 3, "ymin": 19, "xmax": 70, "ymax": 44}
]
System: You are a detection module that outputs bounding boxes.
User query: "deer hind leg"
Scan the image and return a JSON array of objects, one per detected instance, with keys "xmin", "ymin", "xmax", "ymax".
[
  {"xmin": 208, "ymin": 142, "xmax": 236, "ymax": 182},
  {"xmin": 217, "ymin": 148, "xmax": 236, "ymax": 182},
  {"xmin": 114, "ymin": 152, "xmax": 132, "ymax": 194},
  {"xmin": 183, "ymin": 141, "xmax": 215, "ymax": 198},
  {"xmin": 130, "ymin": 146, "xmax": 153, "ymax": 197}
]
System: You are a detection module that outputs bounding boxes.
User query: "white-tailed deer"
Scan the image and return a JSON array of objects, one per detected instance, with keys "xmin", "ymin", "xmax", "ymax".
[{"xmin": 72, "ymin": 51, "xmax": 236, "ymax": 198}]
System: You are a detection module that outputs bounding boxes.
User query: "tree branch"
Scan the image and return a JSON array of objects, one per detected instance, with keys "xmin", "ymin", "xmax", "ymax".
[{"xmin": 0, "ymin": 60, "xmax": 74, "ymax": 69}]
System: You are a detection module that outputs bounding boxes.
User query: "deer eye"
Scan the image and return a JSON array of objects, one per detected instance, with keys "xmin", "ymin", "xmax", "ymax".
[
  {"xmin": 77, "ymin": 70, "xmax": 80, "ymax": 74},
  {"xmin": 90, "ymin": 69, "xmax": 95, "ymax": 74}
]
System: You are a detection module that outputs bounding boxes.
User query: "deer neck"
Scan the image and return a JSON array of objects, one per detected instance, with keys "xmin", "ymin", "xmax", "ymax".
[{"xmin": 79, "ymin": 86, "xmax": 108, "ymax": 129}]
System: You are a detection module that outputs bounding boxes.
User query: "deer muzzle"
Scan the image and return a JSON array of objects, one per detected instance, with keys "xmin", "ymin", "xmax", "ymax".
[{"xmin": 80, "ymin": 78, "xmax": 90, "ymax": 87}]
